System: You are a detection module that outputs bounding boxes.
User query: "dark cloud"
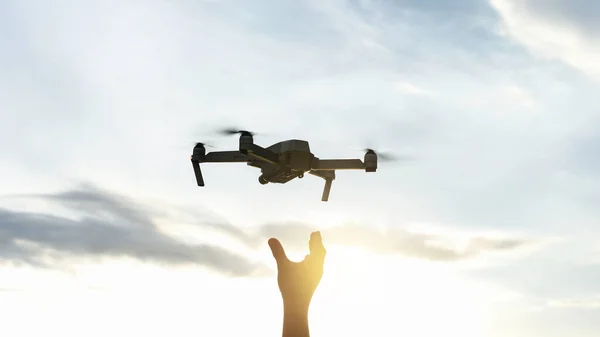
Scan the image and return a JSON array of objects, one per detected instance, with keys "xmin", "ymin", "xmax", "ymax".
[
  {"xmin": 255, "ymin": 221, "xmax": 532, "ymax": 262},
  {"xmin": 0, "ymin": 185, "xmax": 269, "ymax": 277},
  {"xmin": 0, "ymin": 185, "xmax": 534, "ymax": 277},
  {"xmin": 25, "ymin": 184, "xmax": 254, "ymax": 243}
]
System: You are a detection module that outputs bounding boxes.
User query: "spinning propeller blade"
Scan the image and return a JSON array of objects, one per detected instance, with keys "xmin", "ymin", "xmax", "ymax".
[
  {"xmin": 362, "ymin": 148, "xmax": 413, "ymax": 162},
  {"xmin": 170, "ymin": 141, "xmax": 214, "ymax": 150},
  {"xmin": 218, "ymin": 127, "xmax": 257, "ymax": 136}
]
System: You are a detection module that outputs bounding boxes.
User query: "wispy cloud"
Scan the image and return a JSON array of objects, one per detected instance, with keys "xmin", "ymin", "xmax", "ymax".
[
  {"xmin": 491, "ymin": 0, "xmax": 600, "ymax": 81},
  {"xmin": 0, "ymin": 185, "xmax": 267, "ymax": 277},
  {"xmin": 547, "ymin": 298, "xmax": 600, "ymax": 310},
  {"xmin": 1, "ymin": 185, "xmax": 538, "ymax": 275},
  {"xmin": 255, "ymin": 221, "xmax": 536, "ymax": 262}
]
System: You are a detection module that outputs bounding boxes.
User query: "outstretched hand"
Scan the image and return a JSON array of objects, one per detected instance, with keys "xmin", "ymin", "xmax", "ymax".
[{"xmin": 268, "ymin": 231, "xmax": 327, "ymax": 312}]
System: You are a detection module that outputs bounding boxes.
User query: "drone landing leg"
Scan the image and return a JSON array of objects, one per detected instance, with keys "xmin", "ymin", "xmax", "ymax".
[
  {"xmin": 191, "ymin": 161, "xmax": 205, "ymax": 186},
  {"xmin": 321, "ymin": 178, "xmax": 333, "ymax": 202}
]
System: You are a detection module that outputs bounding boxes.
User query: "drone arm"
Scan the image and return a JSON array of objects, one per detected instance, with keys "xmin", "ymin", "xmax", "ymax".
[
  {"xmin": 246, "ymin": 144, "xmax": 279, "ymax": 165},
  {"xmin": 191, "ymin": 151, "xmax": 247, "ymax": 187},
  {"xmin": 312, "ymin": 158, "xmax": 365, "ymax": 170},
  {"xmin": 203, "ymin": 151, "xmax": 249, "ymax": 163}
]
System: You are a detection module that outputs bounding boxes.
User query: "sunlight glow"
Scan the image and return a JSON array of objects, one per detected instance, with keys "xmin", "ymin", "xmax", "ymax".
[
  {"xmin": 311, "ymin": 246, "xmax": 486, "ymax": 337},
  {"xmin": 0, "ymin": 248, "xmax": 500, "ymax": 337}
]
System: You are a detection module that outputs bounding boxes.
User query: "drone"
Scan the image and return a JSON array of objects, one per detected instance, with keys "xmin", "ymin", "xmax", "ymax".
[{"xmin": 190, "ymin": 129, "xmax": 398, "ymax": 201}]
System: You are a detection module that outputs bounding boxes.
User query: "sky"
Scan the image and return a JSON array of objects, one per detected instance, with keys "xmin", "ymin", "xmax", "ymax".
[{"xmin": 1, "ymin": 0, "xmax": 599, "ymax": 336}]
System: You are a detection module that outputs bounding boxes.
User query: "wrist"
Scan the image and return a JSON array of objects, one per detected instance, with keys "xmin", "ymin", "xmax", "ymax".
[
  {"xmin": 282, "ymin": 303, "xmax": 310, "ymax": 337},
  {"xmin": 283, "ymin": 298, "xmax": 310, "ymax": 316},
  {"xmin": 283, "ymin": 301, "xmax": 309, "ymax": 317}
]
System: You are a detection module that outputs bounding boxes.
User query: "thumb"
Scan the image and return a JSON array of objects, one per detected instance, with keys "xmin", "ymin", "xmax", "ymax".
[
  {"xmin": 309, "ymin": 231, "xmax": 326, "ymax": 264},
  {"xmin": 268, "ymin": 238, "xmax": 289, "ymax": 265}
]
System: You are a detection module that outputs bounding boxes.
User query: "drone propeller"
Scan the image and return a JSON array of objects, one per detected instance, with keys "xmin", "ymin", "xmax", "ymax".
[
  {"xmin": 362, "ymin": 148, "xmax": 413, "ymax": 162},
  {"xmin": 218, "ymin": 128, "xmax": 257, "ymax": 136},
  {"xmin": 194, "ymin": 142, "xmax": 214, "ymax": 148},
  {"xmin": 169, "ymin": 141, "xmax": 215, "ymax": 150}
]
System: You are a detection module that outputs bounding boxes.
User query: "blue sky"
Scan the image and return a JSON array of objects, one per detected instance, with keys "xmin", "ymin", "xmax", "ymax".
[{"xmin": 1, "ymin": 0, "xmax": 600, "ymax": 336}]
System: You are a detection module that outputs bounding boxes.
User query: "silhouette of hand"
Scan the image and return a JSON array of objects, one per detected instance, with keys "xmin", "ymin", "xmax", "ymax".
[{"xmin": 268, "ymin": 231, "xmax": 327, "ymax": 312}]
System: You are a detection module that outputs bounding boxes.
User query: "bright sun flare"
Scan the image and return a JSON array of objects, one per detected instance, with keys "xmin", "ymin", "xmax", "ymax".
[{"xmin": 310, "ymin": 246, "xmax": 486, "ymax": 337}]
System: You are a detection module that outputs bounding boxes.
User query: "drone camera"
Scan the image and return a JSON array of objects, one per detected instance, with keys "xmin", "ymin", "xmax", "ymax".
[
  {"xmin": 364, "ymin": 151, "xmax": 377, "ymax": 172},
  {"xmin": 258, "ymin": 175, "xmax": 269, "ymax": 185}
]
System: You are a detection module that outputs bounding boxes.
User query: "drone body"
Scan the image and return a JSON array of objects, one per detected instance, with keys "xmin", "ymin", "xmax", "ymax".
[{"xmin": 190, "ymin": 131, "xmax": 378, "ymax": 201}]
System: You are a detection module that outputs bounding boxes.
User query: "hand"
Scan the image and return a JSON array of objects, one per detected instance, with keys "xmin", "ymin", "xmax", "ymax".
[{"xmin": 268, "ymin": 231, "xmax": 327, "ymax": 312}]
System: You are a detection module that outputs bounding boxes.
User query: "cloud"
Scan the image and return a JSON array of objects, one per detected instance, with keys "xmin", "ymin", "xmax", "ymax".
[
  {"xmin": 255, "ymin": 221, "xmax": 534, "ymax": 262},
  {"xmin": 467, "ymin": 244, "xmax": 600, "ymax": 302},
  {"xmin": 547, "ymin": 298, "xmax": 600, "ymax": 310},
  {"xmin": 29, "ymin": 184, "xmax": 254, "ymax": 243},
  {"xmin": 491, "ymin": 0, "xmax": 600, "ymax": 80},
  {"xmin": 0, "ymin": 185, "xmax": 268, "ymax": 277},
  {"xmin": 395, "ymin": 82, "xmax": 435, "ymax": 96},
  {"xmin": 0, "ymin": 183, "xmax": 537, "ymax": 277}
]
